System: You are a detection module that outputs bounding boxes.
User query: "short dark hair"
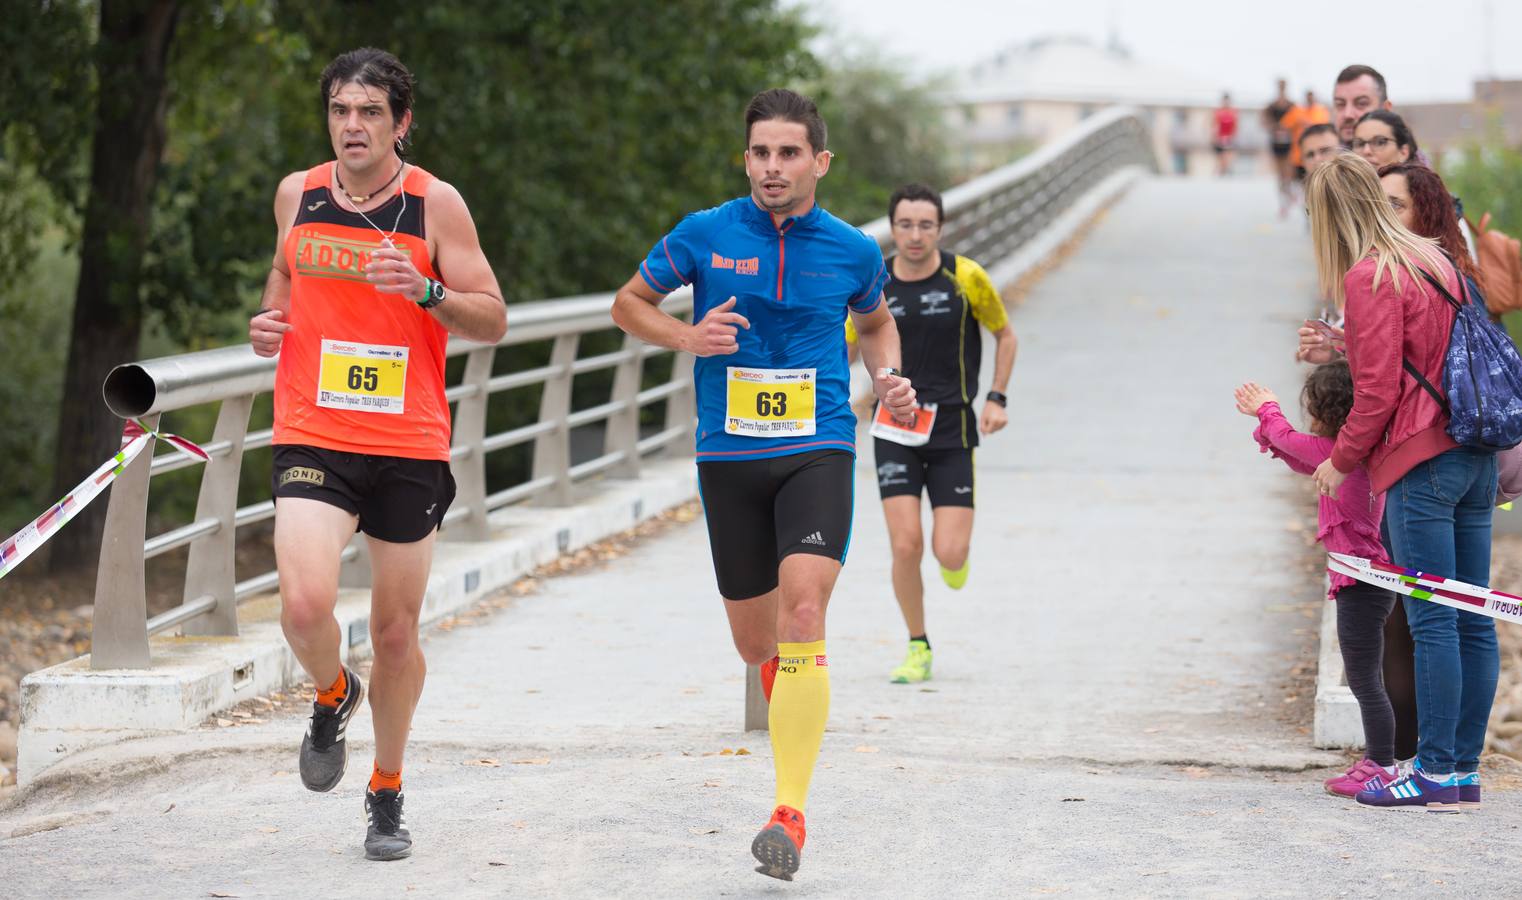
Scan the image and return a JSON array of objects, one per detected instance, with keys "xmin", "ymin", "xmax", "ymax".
[
  {"xmin": 320, "ymin": 48, "xmax": 415, "ymax": 124},
  {"xmin": 889, "ymin": 183, "xmax": 944, "ymax": 224},
  {"xmin": 1303, "ymin": 359, "xmax": 1354, "ymax": 438},
  {"xmin": 1335, "ymin": 64, "xmax": 1388, "ymax": 102},
  {"xmin": 1299, "ymin": 123, "xmax": 1337, "ymax": 148},
  {"xmin": 1356, "ymin": 109, "xmax": 1418, "ymax": 158},
  {"xmin": 745, "ymin": 89, "xmax": 827, "ymax": 154}
]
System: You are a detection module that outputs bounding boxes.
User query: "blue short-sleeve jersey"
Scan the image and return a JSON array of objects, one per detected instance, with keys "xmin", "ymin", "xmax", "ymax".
[{"xmin": 638, "ymin": 196, "xmax": 887, "ymax": 462}]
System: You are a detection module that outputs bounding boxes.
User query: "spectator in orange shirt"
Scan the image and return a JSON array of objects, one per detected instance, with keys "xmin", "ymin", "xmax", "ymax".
[{"xmin": 1281, "ymin": 90, "xmax": 1331, "ymax": 173}]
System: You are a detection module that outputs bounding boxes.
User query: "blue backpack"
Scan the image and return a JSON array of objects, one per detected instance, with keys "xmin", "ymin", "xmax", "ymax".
[{"xmin": 1403, "ymin": 264, "xmax": 1522, "ymax": 451}]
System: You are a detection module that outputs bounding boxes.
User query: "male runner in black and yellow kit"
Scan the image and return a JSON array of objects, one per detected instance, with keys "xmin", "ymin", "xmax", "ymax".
[
  {"xmin": 612, "ymin": 89, "xmax": 916, "ymax": 881},
  {"xmin": 848, "ymin": 183, "xmax": 1016, "ymax": 684}
]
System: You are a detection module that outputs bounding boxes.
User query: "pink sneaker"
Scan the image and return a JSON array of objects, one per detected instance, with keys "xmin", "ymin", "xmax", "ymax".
[
  {"xmin": 1324, "ymin": 760, "xmax": 1361, "ymax": 787},
  {"xmin": 1325, "ymin": 758, "xmax": 1395, "ymax": 798}
]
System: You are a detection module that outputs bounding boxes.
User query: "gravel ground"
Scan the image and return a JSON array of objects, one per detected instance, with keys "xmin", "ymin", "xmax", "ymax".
[{"xmin": 7, "ymin": 179, "xmax": 1522, "ymax": 897}]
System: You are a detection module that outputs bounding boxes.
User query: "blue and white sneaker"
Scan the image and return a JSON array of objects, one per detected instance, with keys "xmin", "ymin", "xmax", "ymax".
[
  {"xmin": 1457, "ymin": 772, "xmax": 1481, "ymax": 808},
  {"xmin": 1355, "ymin": 765, "xmax": 1459, "ymax": 812}
]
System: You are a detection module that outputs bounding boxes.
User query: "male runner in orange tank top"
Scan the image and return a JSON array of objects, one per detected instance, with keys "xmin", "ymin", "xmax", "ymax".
[{"xmin": 248, "ymin": 47, "xmax": 506, "ymax": 861}]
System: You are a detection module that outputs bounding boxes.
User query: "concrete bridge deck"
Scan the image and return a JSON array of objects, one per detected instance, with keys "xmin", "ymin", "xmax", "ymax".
[{"xmin": 5, "ymin": 178, "xmax": 1519, "ymax": 898}]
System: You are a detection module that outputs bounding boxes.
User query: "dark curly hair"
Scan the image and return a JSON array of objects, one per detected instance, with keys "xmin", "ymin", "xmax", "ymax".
[
  {"xmin": 1303, "ymin": 359, "xmax": 1354, "ymax": 437},
  {"xmin": 1377, "ymin": 162, "xmax": 1479, "ymax": 281}
]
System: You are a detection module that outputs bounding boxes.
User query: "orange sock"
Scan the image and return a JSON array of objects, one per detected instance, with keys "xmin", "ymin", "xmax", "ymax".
[
  {"xmin": 369, "ymin": 762, "xmax": 402, "ymax": 793},
  {"xmin": 315, "ymin": 667, "xmax": 348, "ymax": 709}
]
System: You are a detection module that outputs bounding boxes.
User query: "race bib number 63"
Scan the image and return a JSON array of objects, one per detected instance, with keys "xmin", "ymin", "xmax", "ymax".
[{"xmin": 725, "ymin": 367, "xmax": 817, "ymax": 437}]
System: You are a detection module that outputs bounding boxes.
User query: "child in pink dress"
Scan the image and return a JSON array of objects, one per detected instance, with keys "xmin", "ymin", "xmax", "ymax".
[{"xmin": 1235, "ymin": 360, "xmax": 1399, "ymax": 797}]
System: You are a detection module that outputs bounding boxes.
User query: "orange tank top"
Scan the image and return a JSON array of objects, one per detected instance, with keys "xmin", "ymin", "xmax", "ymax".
[{"xmin": 274, "ymin": 162, "xmax": 451, "ymax": 460}]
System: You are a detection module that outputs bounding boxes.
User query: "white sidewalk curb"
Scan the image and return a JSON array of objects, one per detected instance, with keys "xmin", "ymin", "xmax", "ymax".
[{"xmin": 1313, "ymin": 577, "xmax": 1365, "ymax": 749}]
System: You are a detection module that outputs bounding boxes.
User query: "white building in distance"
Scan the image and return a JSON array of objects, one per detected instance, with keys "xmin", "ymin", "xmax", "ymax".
[{"xmin": 941, "ymin": 36, "xmax": 1272, "ymax": 179}]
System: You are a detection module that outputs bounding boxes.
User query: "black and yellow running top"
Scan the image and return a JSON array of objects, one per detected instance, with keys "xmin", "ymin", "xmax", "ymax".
[{"xmin": 847, "ymin": 251, "xmax": 1008, "ymax": 447}]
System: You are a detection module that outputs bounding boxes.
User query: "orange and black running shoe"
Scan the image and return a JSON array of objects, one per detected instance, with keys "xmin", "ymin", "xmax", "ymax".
[
  {"xmin": 761, "ymin": 655, "xmax": 779, "ymax": 703},
  {"xmin": 751, "ymin": 804, "xmax": 806, "ymax": 880}
]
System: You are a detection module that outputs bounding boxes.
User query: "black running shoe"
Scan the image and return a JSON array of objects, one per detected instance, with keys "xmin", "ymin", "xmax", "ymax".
[
  {"xmin": 364, "ymin": 788, "xmax": 413, "ymax": 860},
  {"xmin": 299, "ymin": 665, "xmax": 363, "ymax": 792}
]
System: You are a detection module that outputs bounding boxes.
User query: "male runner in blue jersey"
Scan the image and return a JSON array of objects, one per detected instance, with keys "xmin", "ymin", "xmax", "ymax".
[{"xmin": 611, "ymin": 88, "xmax": 916, "ymax": 881}]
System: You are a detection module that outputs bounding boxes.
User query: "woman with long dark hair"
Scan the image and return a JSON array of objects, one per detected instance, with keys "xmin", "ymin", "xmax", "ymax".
[{"xmin": 1378, "ymin": 162, "xmax": 1478, "ymax": 282}]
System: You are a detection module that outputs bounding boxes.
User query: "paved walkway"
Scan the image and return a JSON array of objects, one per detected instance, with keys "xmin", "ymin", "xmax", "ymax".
[{"xmin": 6, "ymin": 178, "xmax": 1521, "ymax": 897}]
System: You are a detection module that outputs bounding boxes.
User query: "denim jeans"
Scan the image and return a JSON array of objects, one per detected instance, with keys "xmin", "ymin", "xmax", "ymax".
[{"xmin": 1384, "ymin": 447, "xmax": 1499, "ymax": 773}]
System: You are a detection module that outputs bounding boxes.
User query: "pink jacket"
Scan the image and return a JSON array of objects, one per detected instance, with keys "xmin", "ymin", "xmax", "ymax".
[
  {"xmin": 1329, "ymin": 254, "xmax": 1459, "ymax": 493},
  {"xmin": 1255, "ymin": 401, "xmax": 1387, "ymax": 598}
]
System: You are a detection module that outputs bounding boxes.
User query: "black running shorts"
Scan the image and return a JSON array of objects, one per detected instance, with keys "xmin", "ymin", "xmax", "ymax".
[
  {"xmin": 873, "ymin": 439, "xmax": 975, "ymax": 508},
  {"xmin": 696, "ymin": 449, "xmax": 854, "ymax": 600},
  {"xmin": 1271, "ymin": 142, "xmax": 1293, "ymax": 158},
  {"xmin": 272, "ymin": 444, "xmax": 455, "ymax": 544}
]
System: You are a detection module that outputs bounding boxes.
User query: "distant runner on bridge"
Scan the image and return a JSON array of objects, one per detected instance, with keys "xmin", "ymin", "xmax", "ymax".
[
  {"xmin": 1263, "ymin": 79, "xmax": 1296, "ymax": 217},
  {"xmin": 611, "ymin": 88, "xmax": 917, "ymax": 881},
  {"xmin": 247, "ymin": 47, "xmax": 507, "ymax": 861},
  {"xmin": 846, "ymin": 183, "xmax": 1016, "ymax": 685}
]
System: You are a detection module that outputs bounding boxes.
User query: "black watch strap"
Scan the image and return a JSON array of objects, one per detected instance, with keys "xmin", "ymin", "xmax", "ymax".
[
  {"xmin": 417, "ymin": 278, "xmax": 446, "ymax": 310},
  {"xmin": 986, "ymin": 391, "xmax": 1008, "ymax": 407}
]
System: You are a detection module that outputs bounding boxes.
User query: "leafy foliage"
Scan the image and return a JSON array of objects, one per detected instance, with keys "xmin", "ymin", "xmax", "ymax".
[
  {"xmin": 1441, "ymin": 119, "xmax": 1522, "ymax": 342},
  {"xmin": 0, "ymin": 0, "xmax": 949, "ymax": 537}
]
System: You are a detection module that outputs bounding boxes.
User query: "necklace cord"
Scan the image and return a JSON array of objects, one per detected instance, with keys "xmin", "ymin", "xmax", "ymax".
[
  {"xmin": 337, "ymin": 163, "xmax": 408, "ymax": 244},
  {"xmin": 336, "ymin": 159, "xmax": 402, "ymax": 203}
]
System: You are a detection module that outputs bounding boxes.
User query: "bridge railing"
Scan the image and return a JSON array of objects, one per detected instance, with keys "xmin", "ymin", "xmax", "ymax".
[{"xmin": 90, "ymin": 106, "xmax": 1156, "ymax": 670}]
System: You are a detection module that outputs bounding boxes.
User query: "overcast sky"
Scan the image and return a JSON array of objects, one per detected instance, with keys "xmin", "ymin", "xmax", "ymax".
[{"xmin": 794, "ymin": 0, "xmax": 1522, "ymax": 104}]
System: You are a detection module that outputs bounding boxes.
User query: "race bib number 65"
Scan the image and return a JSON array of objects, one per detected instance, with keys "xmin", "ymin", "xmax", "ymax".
[
  {"xmin": 725, "ymin": 367, "xmax": 817, "ymax": 437},
  {"xmin": 317, "ymin": 339, "xmax": 408, "ymax": 414}
]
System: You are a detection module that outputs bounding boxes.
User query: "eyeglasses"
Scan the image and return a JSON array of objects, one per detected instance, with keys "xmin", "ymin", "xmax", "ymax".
[{"xmin": 1350, "ymin": 136, "xmax": 1396, "ymax": 152}]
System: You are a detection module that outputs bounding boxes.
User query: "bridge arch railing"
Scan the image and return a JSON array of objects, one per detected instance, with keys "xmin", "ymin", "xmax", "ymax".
[{"xmin": 88, "ymin": 106, "xmax": 1156, "ymax": 669}]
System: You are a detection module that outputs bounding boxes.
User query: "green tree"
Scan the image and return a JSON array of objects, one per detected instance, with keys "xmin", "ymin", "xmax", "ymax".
[
  {"xmin": 0, "ymin": 0, "xmax": 950, "ymax": 579},
  {"xmin": 807, "ymin": 46, "xmax": 952, "ymax": 226},
  {"xmin": 1442, "ymin": 119, "xmax": 1522, "ymax": 341}
]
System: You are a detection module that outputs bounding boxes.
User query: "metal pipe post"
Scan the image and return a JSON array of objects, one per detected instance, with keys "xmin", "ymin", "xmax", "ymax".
[{"xmin": 182, "ymin": 395, "xmax": 254, "ymax": 637}]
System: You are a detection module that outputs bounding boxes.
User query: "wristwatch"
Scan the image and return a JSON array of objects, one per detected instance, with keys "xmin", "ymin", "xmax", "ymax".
[
  {"xmin": 985, "ymin": 391, "xmax": 1008, "ymax": 407},
  {"xmin": 417, "ymin": 278, "xmax": 446, "ymax": 310},
  {"xmin": 879, "ymin": 367, "xmax": 904, "ymax": 379}
]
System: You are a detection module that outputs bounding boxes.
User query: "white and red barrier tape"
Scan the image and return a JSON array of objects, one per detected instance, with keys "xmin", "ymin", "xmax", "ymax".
[{"xmin": 0, "ymin": 419, "xmax": 207, "ymax": 581}]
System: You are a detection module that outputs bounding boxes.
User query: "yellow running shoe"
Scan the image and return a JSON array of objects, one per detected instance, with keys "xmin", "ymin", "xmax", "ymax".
[
  {"xmin": 940, "ymin": 560, "xmax": 970, "ymax": 590},
  {"xmin": 889, "ymin": 640, "xmax": 932, "ymax": 684}
]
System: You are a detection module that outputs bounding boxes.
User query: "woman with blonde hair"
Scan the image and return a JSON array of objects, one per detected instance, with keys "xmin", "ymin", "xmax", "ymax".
[{"xmin": 1307, "ymin": 152, "xmax": 1498, "ymax": 812}]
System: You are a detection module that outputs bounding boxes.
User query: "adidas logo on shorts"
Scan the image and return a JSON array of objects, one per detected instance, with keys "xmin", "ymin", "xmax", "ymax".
[{"xmin": 801, "ymin": 531, "xmax": 826, "ymax": 546}]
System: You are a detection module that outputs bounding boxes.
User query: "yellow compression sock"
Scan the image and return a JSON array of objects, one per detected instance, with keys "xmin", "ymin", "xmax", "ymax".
[{"xmin": 770, "ymin": 640, "xmax": 831, "ymax": 812}]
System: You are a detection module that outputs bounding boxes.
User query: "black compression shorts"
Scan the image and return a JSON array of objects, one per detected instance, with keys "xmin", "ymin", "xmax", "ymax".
[
  {"xmin": 272, "ymin": 444, "xmax": 455, "ymax": 543},
  {"xmin": 696, "ymin": 449, "xmax": 854, "ymax": 600},
  {"xmin": 873, "ymin": 439, "xmax": 975, "ymax": 508}
]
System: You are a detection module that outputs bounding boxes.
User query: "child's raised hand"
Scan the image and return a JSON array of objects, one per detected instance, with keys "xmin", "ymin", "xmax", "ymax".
[{"xmin": 1234, "ymin": 382, "xmax": 1277, "ymax": 416}]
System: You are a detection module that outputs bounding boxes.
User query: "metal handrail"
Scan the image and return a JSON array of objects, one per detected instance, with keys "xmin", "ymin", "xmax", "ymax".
[{"xmin": 88, "ymin": 107, "xmax": 1156, "ymax": 669}]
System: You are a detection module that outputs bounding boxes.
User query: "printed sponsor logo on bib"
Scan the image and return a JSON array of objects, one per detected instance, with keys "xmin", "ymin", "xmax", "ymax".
[
  {"xmin": 317, "ymin": 338, "xmax": 408, "ymax": 414},
  {"xmin": 725, "ymin": 367, "xmax": 816, "ymax": 437}
]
